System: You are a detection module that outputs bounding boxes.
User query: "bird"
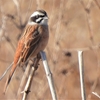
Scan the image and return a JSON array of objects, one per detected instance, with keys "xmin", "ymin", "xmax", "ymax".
[{"xmin": 4, "ymin": 9, "xmax": 49, "ymax": 93}]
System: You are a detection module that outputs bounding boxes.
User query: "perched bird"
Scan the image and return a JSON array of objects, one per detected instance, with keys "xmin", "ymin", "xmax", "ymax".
[{"xmin": 4, "ymin": 10, "xmax": 49, "ymax": 93}]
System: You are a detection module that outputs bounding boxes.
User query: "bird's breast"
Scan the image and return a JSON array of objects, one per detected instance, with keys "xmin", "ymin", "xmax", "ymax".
[{"xmin": 30, "ymin": 25, "xmax": 49, "ymax": 57}]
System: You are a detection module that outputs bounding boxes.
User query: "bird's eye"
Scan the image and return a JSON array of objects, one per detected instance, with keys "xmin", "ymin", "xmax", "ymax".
[{"xmin": 35, "ymin": 15, "xmax": 39, "ymax": 19}]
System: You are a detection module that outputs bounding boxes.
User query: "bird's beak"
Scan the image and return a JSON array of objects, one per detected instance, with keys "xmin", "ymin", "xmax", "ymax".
[{"xmin": 44, "ymin": 16, "xmax": 49, "ymax": 19}]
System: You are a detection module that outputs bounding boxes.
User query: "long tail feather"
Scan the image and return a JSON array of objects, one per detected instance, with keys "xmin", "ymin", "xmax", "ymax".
[
  {"xmin": 3, "ymin": 64, "xmax": 17, "ymax": 94},
  {"xmin": 0, "ymin": 62, "xmax": 14, "ymax": 81}
]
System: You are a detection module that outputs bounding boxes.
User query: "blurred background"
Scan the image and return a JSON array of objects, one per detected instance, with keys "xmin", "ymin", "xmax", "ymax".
[{"xmin": 0, "ymin": 0, "xmax": 100, "ymax": 100}]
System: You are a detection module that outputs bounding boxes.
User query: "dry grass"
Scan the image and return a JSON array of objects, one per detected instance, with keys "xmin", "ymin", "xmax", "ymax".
[{"xmin": 0, "ymin": 0, "xmax": 100, "ymax": 100}]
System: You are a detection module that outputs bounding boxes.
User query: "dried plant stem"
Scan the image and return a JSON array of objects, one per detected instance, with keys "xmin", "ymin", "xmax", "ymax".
[
  {"xmin": 17, "ymin": 61, "xmax": 32, "ymax": 100},
  {"xmin": 92, "ymin": 92, "xmax": 100, "ymax": 98},
  {"xmin": 78, "ymin": 51, "xmax": 86, "ymax": 100},
  {"xmin": 40, "ymin": 51, "xmax": 57, "ymax": 100},
  {"xmin": 18, "ymin": 51, "xmax": 57, "ymax": 100},
  {"xmin": 17, "ymin": 54, "xmax": 41, "ymax": 100},
  {"xmin": 22, "ymin": 57, "xmax": 40, "ymax": 100},
  {"xmin": 79, "ymin": 1, "xmax": 100, "ymax": 99},
  {"xmin": 22, "ymin": 67, "xmax": 35, "ymax": 100}
]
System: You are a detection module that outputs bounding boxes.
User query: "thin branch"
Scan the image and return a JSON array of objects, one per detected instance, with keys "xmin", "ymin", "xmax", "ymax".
[
  {"xmin": 17, "ymin": 54, "xmax": 41, "ymax": 100},
  {"xmin": 22, "ymin": 55, "xmax": 41, "ymax": 100},
  {"xmin": 17, "ymin": 61, "xmax": 32, "ymax": 100},
  {"xmin": 40, "ymin": 51, "xmax": 57, "ymax": 100},
  {"xmin": 78, "ymin": 51, "xmax": 86, "ymax": 100},
  {"xmin": 0, "ymin": 62, "xmax": 13, "ymax": 81},
  {"xmin": 79, "ymin": 2, "xmax": 100, "ymax": 99},
  {"xmin": 92, "ymin": 92, "xmax": 100, "ymax": 99}
]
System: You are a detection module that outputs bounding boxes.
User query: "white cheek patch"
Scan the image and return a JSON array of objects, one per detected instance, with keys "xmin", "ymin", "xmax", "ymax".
[
  {"xmin": 28, "ymin": 21, "xmax": 37, "ymax": 25},
  {"xmin": 36, "ymin": 17, "xmax": 43, "ymax": 22}
]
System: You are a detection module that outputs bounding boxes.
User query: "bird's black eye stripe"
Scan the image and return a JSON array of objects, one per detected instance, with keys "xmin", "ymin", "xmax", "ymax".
[
  {"xmin": 37, "ymin": 18, "xmax": 43, "ymax": 23},
  {"xmin": 30, "ymin": 15, "xmax": 44, "ymax": 22},
  {"xmin": 39, "ymin": 15, "xmax": 45, "ymax": 17},
  {"xmin": 35, "ymin": 15, "xmax": 39, "ymax": 19},
  {"xmin": 35, "ymin": 15, "xmax": 45, "ymax": 19},
  {"xmin": 30, "ymin": 16, "xmax": 36, "ymax": 22}
]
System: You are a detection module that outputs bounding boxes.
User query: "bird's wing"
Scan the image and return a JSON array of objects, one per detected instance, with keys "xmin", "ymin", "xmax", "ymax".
[
  {"xmin": 4, "ymin": 25, "xmax": 41, "ymax": 93},
  {"xmin": 20, "ymin": 25, "xmax": 41, "ymax": 62}
]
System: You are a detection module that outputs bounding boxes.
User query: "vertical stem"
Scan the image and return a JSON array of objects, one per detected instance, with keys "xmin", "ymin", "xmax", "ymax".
[
  {"xmin": 17, "ymin": 61, "xmax": 32, "ymax": 100},
  {"xmin": 40, "ymin": 51, "xmax": 57, "ymax": 100},
  {"xmin": 78, "ymin": 51, "xmax": 86, "ymax": 100}
]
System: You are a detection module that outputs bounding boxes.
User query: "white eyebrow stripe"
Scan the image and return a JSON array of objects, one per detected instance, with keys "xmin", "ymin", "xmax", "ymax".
[{"xmin": 31, "ymin": 12, "xmax": 44, "ymax": 17}]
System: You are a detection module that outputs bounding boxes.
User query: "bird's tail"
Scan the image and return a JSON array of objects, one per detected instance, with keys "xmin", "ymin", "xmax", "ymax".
[
  {"xmin": 3, "ymin": 64, "xmax": 17, "ymax": 94},
  {"xmin": 0, "ymin": 62, "xmax": 13, "ymax": 81}
]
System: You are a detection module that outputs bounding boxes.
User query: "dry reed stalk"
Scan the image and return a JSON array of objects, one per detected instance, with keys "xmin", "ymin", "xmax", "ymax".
[
  {"xmin": 40, "ymin": 51, "xmax": 57, "ymax": 100},
  {"xmin": 17, "ymin": 61, "xmax": 32, "ymax": 100},
  {"xmin": 17, "ymin": 51, "xmax": 57, "ymax": 100},
  {"xmin": 17, "ymin": 54, "xmax": 41, "ymax": 100},
  {"xmin": 92, "ymin": 92, "xmax": 100, "ymax": 99},
  {"xmin": 79, "ymin": 1, "xmax": 100, "ymax": 99},
  {"xmin": 78, "ymin": 51, "xmax": 86, "ymax": 100}
]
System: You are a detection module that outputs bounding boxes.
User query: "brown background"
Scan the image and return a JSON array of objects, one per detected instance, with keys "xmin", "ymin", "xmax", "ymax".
[{"xmin": 0, "ymin": 0, "xmax": 100, "ymax": 100}]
